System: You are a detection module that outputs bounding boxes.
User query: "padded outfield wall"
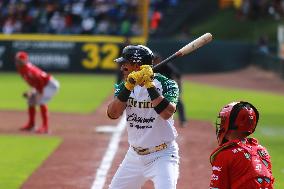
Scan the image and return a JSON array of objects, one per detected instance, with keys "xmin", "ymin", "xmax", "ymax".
[
  {"xmin": 148, "ymin": 38, "xmax": 253, "ymax": 73},
  {"xmin": 0, "ymin": 34, "xmax": 146, "ymax": 73},
  {"xmin": 0, "ymin": 34, "xmax": 282, "ymax": 74}
]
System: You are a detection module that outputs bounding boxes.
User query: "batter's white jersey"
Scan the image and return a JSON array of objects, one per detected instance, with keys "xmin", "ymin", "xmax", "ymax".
[{"xmin": 115, "ymin": 73, "xmax": 179, "ymax": 148}]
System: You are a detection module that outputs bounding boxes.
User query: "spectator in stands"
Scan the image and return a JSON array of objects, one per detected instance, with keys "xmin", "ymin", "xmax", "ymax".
[
  {"xmin": 0, "ymin": 0, "xmax": 143, "ymax": 36},
  {"xmin": 220, "ymin": 0, "xmax": 284, "ymax": 20},
  {"xmin": 0, "ymin": 0, "xmax": 180, "ymax": 36},
  {"xmin": 149, "ymin": 8, "xmax": 162, "ymax": 34},
  {"xmin": 81, "ymin": 14, "xmax": 96, "ymax": 34}
]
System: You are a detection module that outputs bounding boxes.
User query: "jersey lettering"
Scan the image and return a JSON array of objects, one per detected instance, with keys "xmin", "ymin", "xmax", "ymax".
[
  {"xmin": 129, "ymin": 122, "xmax": 153, "ymax": 129},
  {"xmin": 128, "ymin": 97, "xmax": 154, "ymax": 108},
  {"xmin": 127, "ymin": 113, "xmax": 155, "ymax": 124}
]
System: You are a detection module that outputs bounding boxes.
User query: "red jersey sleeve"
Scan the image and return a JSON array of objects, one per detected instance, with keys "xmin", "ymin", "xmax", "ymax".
[
  {"xmin": 18, "ymin": 63, "xmax": 51, "ymax": 93},
  {"xmin": 210, "ymin": 149, "xmax": 231, "ymax": 189}
]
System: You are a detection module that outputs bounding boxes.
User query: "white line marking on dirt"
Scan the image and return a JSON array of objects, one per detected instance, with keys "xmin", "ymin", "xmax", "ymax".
[{"xmin": 91, "ymin": 113, "xmax": 126, "ymax": 189}]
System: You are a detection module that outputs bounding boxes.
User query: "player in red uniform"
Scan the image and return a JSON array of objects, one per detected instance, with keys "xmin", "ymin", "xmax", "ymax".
[
  {"xmin": 15, "ymin": 51, "xmax": 60, "ymax": 133},
  {"xmin": 210, "ymin": 101, "xmax": 274, "ymax": 189}
]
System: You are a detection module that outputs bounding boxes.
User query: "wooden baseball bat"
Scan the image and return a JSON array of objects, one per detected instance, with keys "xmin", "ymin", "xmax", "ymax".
[{"xmin": 153, "ymin": 33, "xmax": 213, "ymax": 71}]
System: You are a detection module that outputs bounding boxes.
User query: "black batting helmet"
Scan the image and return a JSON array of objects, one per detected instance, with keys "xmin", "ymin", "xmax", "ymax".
[{"xmin": 114, "ymin": 45, "xmax": 154, "ymax": 66}]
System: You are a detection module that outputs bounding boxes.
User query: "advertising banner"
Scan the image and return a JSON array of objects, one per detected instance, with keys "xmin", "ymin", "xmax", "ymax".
[{"xmin": 0, "ymin": 34, "xmax": 146, "ymax": 73}]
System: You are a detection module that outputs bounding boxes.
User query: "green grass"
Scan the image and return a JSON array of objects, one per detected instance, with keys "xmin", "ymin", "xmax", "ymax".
[
  {"xmin": 0, "ymin": 72, "xmax": 116, "ymax": 113},
  {"xmin": 0, "ymin": 135, "xmax": 61, "ymax": 189},
  {"xmin": 183, "ymin": 81, "xmax": 284, "ymax": 188},
  {"xmin": 50, "ymin": 73, "xmax": 115, "ymax": 113},
  {"xmin": 191, "ymin": 9, "xmax": 284, "ymax": 43},
  {"xmin": 183, "ymin": 82, "xmax": 284, "ymax": 126}
]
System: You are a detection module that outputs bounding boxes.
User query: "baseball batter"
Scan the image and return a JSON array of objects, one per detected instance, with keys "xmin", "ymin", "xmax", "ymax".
[
  {"xmin": 15, "ymin": 51, "xmax": 60, "ymax": 134},
  {"xmin": 107, "ymin": 45, "xmax": 180, "ymax": 189},
  {"xmin": 210, "ymin": 101, "xmax": 274, "ymax": 188}
]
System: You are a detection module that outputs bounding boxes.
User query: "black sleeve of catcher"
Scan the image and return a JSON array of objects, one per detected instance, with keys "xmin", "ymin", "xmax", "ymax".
[
  {"xmin": 117, "ymin": 86, "xmax": 131, "ymax": 102},
  {"xmin": 154, "ymin": 98, "xmax": 170, "ymax": 114}
]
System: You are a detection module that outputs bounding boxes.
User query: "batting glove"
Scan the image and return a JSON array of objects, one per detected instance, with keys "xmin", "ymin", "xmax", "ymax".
[
  {"xmin": 125, "ymin": 70, "xmax": 144, "ymax": 90},
  {"xmin": 140, "ymin": 65, "xmax": 154, "ymax": 88}
]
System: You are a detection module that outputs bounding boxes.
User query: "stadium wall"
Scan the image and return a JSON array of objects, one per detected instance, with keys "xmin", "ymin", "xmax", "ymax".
[
  {"xmin": 148, "ymin": 39, "xmax": 253, "ymax": 73},
  {"xmin": 1, "ymin": 34, "xmax": 283, "ymax": 76},
  {"xmin": 251, "ymin": 49, "xmax": 284, "ymax": 79},
  {"xmin": 0, "ymin": 34, "xmax": 146, "ymax": 73}
]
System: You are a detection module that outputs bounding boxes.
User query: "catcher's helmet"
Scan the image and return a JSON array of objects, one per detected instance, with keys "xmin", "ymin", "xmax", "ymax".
[
  {"xmin": 215, "ymin": 101, "xmax": 259, "ymax": 145},
  {"xmin": 114, "ymin": 45, "xmax": 154, "ymax": 66}
]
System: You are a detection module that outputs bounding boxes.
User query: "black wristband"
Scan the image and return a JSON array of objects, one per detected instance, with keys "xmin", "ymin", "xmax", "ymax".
[
  {"xmin": 154, "ymin": 98, "xmax": 170, "ymax": 114},
  {"xmin": 147, "ymin": 87, "xmax": 160, "ymax": 101},
  {"xmin": 117, "ymin": 86, "xmax": 131, "ymax": 102}
]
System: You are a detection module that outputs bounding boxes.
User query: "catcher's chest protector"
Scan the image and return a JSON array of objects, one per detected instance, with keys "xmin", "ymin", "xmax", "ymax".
[
  {"xmin": 211, "ymin": 138, "xmax": 274, "ymax": 188},
  {"xmin": 239, "ymin": 139, "xmax": 274, "ymax": 187}
]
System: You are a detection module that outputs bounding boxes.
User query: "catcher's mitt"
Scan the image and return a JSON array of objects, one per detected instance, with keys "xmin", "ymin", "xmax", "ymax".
[
  {"xmin": 23, "ymin": 90, "xmax": 38, "ymax": 105},
  {"xmin": 23, "ymin": 91, "xmax": 32, "ymax": 98}
]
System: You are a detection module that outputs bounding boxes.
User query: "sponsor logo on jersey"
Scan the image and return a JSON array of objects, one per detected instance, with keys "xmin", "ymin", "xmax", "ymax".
[
  {"xmin": 127, "ymin": 113, "xmax": 155, "ymax": 123},
  {"xmin": 211, "ymin": 174, "xmax": 219, "ymax": 181},
  {"xmin": 232, "ymin": 148, "xmax": 243, "ymax": 154},
  {"xmin": 212, "ymin": 166, "xmax": 222, "ymax": 172},
  {"xmin": 244, "ymin": 152, "xmax": 251, "ymax": 159},
  {"xmin": 257, "ymin": 149, "xmax": 268, "ymax": 158},
  {"xmin": 129, "ymin": 122, "xmax": 153, "ymax": 129},
  {"xmin": 127, "ymin": 97, "xmax": 154, "ymax": 109},
  {"xmin": 127, "ymin": 113, "xmax": 155, "ymax": 130}
]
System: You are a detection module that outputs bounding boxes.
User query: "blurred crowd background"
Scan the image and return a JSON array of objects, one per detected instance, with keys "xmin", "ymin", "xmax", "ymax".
[
  {"xmin": 220, "ymin": 0, "xmax": 284, "ymax": 20},
  {"xmin": 1, "ymin": 0, "xmax": 283, "ymax": 38},
  {"xmin": 0, "ymin": 0, "xmax": 177, "ymax": 36}
]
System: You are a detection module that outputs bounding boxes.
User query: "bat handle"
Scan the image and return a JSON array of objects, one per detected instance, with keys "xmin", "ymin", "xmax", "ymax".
[{"xmin": 153, "ymin": 52, "xmax": 181, "ymax": 71}]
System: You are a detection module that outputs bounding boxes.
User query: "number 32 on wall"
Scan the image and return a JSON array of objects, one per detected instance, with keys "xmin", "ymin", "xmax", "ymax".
[{"xmin": 81, "ymin": 43, "xmax": 120, "ymax": 70}]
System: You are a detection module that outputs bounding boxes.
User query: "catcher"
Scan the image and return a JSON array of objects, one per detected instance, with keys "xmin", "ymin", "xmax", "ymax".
[
  {"xmin": 15, "ymin": 51, "xmax": 60, "ymax": 134},
  {"xmin": 210, "ymin": 101, "xmax": 274, "ymax": 188},
  {"xmin": 107, "ymin": 45, "xmax": 180, "ymax": 189}
]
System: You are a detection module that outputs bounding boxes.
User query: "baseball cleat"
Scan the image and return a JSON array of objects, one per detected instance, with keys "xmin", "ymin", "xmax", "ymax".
[
  {"xmin": 35, "ymin": 126, "xmax": 49, "ymax": 134},
  {"xmin": 20, "ymin": 124, "xmax": 34, "ymax": 131}
]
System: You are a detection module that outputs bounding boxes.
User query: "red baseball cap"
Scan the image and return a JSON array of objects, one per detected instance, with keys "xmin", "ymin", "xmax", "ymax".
[{"xmin": 15, "ymin": 51, "xmax": 29, "ymax": 62}]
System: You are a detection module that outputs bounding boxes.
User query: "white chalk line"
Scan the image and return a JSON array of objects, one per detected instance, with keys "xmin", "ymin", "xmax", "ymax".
[{"xmin": 91, "ymin": 113, "xmax": 126, "ymax": 189}]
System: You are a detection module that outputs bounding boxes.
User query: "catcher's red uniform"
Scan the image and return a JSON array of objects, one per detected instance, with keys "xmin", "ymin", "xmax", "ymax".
[
  {"xmin": 210, "ymin": 138, "xmax": 274, "ymax": 189},
  {"xmin": 17, "ymin": 62, "xmax": 51, "ymax": 93}
]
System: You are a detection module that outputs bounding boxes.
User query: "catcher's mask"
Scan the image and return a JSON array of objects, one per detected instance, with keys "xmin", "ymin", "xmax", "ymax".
[
  {"xmin": 114, "ymin": 45, "xmax": 154, "ymax": 66},
  {"xmin": 215, "ymin": 101, "xmax": 259, "ymax": 145}
]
